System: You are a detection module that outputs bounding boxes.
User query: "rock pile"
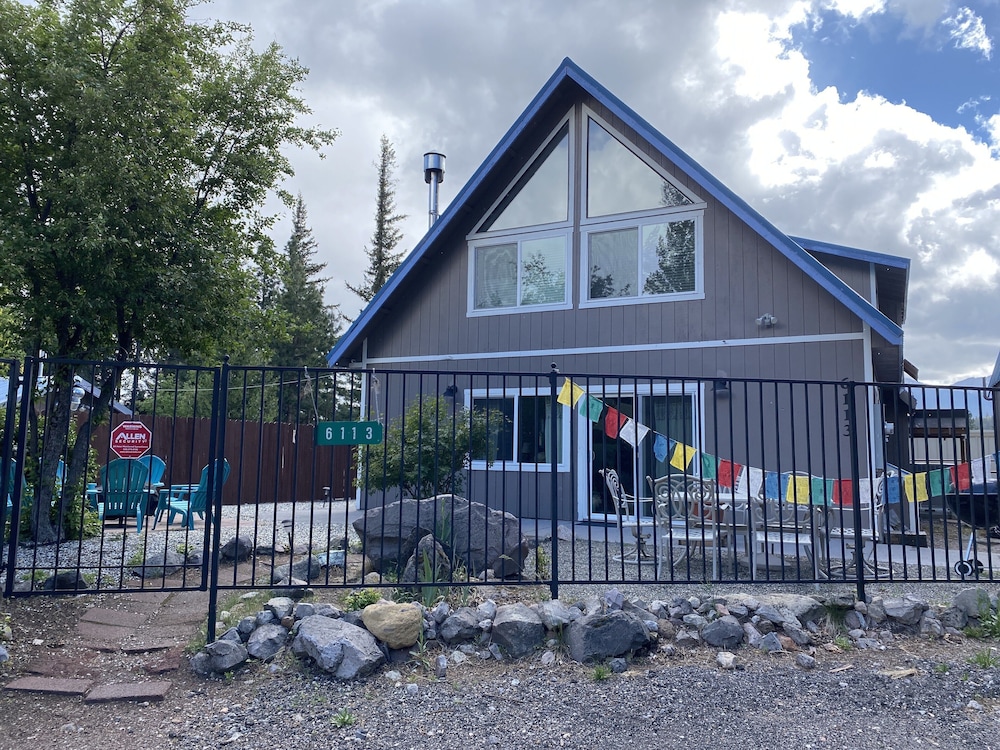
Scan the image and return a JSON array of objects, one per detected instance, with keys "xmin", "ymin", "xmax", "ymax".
[
  {"xmin": 191, "ymin": 586, "xmax": 999, "ymax": 680},
  {"xmin": 353, "ymin": 494, "xmax": 530, "ymax": 579}
]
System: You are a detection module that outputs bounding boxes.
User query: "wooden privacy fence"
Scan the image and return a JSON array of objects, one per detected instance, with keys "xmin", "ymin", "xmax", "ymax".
[{"xmin": 91, "ymin": 416, "xmax": 353, "ymax": 505}]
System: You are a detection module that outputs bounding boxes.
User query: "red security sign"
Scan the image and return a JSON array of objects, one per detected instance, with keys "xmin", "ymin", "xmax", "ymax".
[{"xmin": 110, "ymin": 421, "xmax": 152, "ymax": 460}]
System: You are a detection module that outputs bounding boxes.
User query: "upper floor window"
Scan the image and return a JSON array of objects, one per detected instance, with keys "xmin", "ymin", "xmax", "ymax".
[
  {"xmin": 480, "ymin": 123, "xmax": 570, "ymax": 233},
  {"xmin": 586, "ymin": 118, "xmax": 694, "ymax": 219},
  {"xmin": 584, "ymin": 215, "xmax": 701, "ymax": 305},
  {"xmin": 471, "ymin": 233, "xmax": 570, "ymax": 312},
  {"xmin": 468, "ymin": 110, "xmax": 705, "ymax": 316}
]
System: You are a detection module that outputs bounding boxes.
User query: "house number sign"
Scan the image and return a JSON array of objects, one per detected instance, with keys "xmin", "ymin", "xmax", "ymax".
[{"xmin": 316, "ymin": 421, "xmax": 383, "ymax": 446}]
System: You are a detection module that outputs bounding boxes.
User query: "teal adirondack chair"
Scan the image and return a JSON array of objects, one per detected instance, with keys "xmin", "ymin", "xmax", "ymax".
[
  {"xmin": 154, "ymin": 459, "xmax": 230, "ymax": 529},
  {"xmin": 5, "ymin": 457, "xmax": 31, "ymax": 523},
  {"xmin": 4, "ymin": 458, "xmax": 18, "ymax": 519},
  {"xmin": 97, "ymin": 459, "xmax": 150, "ymax": 533},
  {"xmin": 137, "ymin": 455, "xmax": 166, "ymax": 487}
]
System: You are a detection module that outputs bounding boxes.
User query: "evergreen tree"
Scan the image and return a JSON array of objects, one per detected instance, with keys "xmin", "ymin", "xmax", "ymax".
[
  {"xmin": 347, "ymin": 135, "xmax": 407, "ymax": 305},
  {"xmin": 272, "ymin": 196, "xmax": 341, "ymax": 368}
]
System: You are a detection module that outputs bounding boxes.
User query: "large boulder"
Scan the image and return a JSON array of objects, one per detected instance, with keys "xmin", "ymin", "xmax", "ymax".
[
  {"xmin": 492, "ymin": 603, "xmax": 544, "ymax": 659},
  {"xmin": 565, "ymin": 609, "xmax": 652, "ymax": 663},
  {"xmin": 361, "ymin": 600, "xmax": 423, "ymax": 650},
  {"xmin": 353, "ymin": 494, "xmax": 529, "ymax": 577},
  {"xmin": 291, "ymin": 615, "xmax": 385, "ymax": 680}
]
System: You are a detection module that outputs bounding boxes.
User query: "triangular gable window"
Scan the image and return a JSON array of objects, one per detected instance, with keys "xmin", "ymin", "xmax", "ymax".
[
  {"xmin": 482, "ymin": 123, "xmax": 569, "ymax": 232},
  {"xmin": 586, "ymin": 118, "xmax": 692, "ymax": 218}
]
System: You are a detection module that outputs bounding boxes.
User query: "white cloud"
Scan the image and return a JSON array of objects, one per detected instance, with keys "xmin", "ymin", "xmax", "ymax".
[{"xmin": 943, "ymin": 6, "xmax": 993, "ymax": 59}]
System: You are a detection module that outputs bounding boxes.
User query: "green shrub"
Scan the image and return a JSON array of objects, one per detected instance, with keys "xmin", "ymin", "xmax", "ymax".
[
  {"xmin": 344, "ymin": 588, "xmax": 381, "ymax": 611},
  {"xmin": 592, "ymin": 663, "xmax": 612, "ymax": 681},
  {"xmin": 356, "ymin": 396, "xmax": 506, "ymax": 498}
]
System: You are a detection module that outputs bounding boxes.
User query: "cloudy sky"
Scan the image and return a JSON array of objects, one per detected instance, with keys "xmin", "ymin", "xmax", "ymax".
[{"xmin": 204, "ymin": 0, "xmax": 1000, "ymax": 385}]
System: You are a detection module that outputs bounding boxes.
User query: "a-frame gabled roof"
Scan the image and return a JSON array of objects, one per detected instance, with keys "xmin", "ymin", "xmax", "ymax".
[{"xmin": 328, "ymin": 57, "xmax": 904, "ymax": 367}]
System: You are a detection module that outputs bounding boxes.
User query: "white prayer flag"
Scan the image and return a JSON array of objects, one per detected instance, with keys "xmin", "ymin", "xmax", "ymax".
[
  {"xmin": 737, "ymin": 467, "xmax": 764, "ymax": 499},
  {"xmin": 617, "ymin": 418, "xmax": 650, "ymax": 447}
]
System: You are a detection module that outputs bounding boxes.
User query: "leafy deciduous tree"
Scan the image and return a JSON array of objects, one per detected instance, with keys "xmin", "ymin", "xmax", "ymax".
[{"xmin": 0, "ymin": 0, "xmax": 337, "ymax": 542}]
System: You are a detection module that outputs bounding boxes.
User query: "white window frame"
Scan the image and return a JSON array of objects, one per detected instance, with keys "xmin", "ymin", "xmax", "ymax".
[
  {"xmin": 467, "ymin": 228, "xmax": 573, "ymax": 317},
  {"xmin": 467, "ymin": 387, "xmax": 570, "ymax": 472},
  {"xmin": 579, "ymin": 210, "xmax": 706, "ymax": 309}
]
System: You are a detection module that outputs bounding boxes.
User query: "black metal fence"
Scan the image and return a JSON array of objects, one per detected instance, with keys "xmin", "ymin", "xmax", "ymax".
[{"xmin": 2, "ymin": 357, "xmax": 998, "ymax": 634}]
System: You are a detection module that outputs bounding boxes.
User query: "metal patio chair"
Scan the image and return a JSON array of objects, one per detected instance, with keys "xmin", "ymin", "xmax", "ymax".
[
  {"xmin": 650, "ymin": 474, "xmax": 731, "ymax": 580},
  {"xmin": 599, "ymin": 468, "xmax": 654, "ymax": 563}
]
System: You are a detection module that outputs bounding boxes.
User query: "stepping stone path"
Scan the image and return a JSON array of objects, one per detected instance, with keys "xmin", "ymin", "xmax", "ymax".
[{"xmin": 3, "ymin": 590, "xmax": 208, "ymax": 704}]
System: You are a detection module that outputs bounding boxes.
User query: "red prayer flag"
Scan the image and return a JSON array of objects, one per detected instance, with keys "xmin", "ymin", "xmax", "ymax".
[
  {"xmin": 832, "ymin": 479, "xmax": 853, "ymax": 507},
  {"xmin": 717, "ymin": 459, "xmax": 742, "ymax": 489},
  {"xmin": 604, "ymin": 407, "xmax": 627, "ymax": 439},
  {"xmin": 951, "ymin": 463, "xmax": 972, "ymax": 492}
]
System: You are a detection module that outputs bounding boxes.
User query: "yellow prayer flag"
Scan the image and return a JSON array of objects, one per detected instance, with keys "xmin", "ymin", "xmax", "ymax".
[
  {"xmin": 669, "ymin": 442, "xmax": 697, "ymax": 472},
  {"xmin": 557, "ymin": 379, "xmax": 584, "ymax": 407},
  {"xmin": 903, "ymin": 473, "xmax": 929, "ymax": 504},
  {"xmin": 790, "ymin": 475, "xmax": 811, "ymax": 504}
]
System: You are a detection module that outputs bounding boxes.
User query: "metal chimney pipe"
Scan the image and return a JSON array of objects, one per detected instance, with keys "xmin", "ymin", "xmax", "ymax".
[{"xmin": 423, "ymin": 151, "xmax": 445, "ymax": 228}]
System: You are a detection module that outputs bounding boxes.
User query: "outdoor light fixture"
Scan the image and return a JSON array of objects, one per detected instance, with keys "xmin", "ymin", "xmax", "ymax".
[
  {"xmin": 70, "ymin": 378, "xmax": 86, "ymax": 411},
  {"xmin": 713, "ymin": 379, "xmax": 730, "ymax": 396},
  {"xmin": 755, "ymin": 313, "xmax": 778, "ymax": 328},
  {"xmin": 444, "ymin": 383, "xmax": 458, "ymax": 401}
]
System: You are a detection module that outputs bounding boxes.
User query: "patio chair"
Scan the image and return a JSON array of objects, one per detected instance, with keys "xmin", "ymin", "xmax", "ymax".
[
  {"xmin": 752, "ymin": 490, "xmax": 823, "ymax": 578},
  {"xmin": 821, "ymin": 477, "xmax": 886, "ymax": 576},
  {"xmin": 96, "ymin": 459, "xmax": 150, "ymax": 533},
  {"xmin": 137, "ymin": 454, "xmax": 166, "ymax": 517},
  {"xmin": 598, "ymin": 468, "xmax": 654, "ymax": 563},
  {"xmin": 649, "ymin": 474, "xmax": 731, "ymax": 580},
  {"xmin": 137, "ymin": 455, "xmax": 166, "ymax": 487},
  {"xmin": 153, "ymin": 459, "xmax": 230, "ymax": 529}
]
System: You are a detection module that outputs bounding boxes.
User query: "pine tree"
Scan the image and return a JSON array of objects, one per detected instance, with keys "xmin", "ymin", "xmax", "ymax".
[
  {"xmin": 272, "ymin": 196, "xmax": 341, "ymax": 367},
  {"xmin": 347, "ymin": 135, "xmax": 407, "ymax": 305}
]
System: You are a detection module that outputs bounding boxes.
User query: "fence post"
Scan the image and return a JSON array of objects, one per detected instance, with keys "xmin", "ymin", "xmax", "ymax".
[
  {"xmin": 548, "ymin": 363, "xmax": 560, "ymax": 600},
  {"xmin": 845, "ymin": 381, "xmax": 867, "ymax": 602},
  {"xmin": 2, "ymin": 359, "xmax": 24, "ymax": 598},
  {"xmin": 205, "ymin": 358, "xmax": 230, "ymax": 642}
]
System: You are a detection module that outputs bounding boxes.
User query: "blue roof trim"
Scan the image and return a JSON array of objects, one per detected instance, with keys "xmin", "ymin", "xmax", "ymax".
[
  {"xmin": 328, "ymin": 57, "xmax": 903, "ymax": 365},
  {"xmin": 789, "ymin": 236, "xmax": 910, "ymax": 270}
]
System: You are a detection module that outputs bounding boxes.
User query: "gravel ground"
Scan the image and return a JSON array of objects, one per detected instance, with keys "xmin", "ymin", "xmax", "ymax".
[
  {"xmin": 4, "ymin": 502, "xmax": 356, "ymax": 590},
  {"xmin": 159, "ymin": 646, "xmax": 1000, "ymax": 750},
  {"xmin": 5, "ymin": 504, "xmax": 1000, "ymax": 749},
  {"xmin": 2, "ymin": 580, "xmax": 1000, "ymax": 749}
]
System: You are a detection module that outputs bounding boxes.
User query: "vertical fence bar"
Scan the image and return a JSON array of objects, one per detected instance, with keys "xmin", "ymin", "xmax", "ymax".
[
  {"xmin": 205, "ymin": 358, "xmax": 229, "ymax": 643},
  {"xmin": 6, "ymin": 359, "xmax": 35, "ymax": 598},
  {"xmin": 2, "ymin": 360, "xmax": 21, "ymax": 597},
  {"xmin": 846, "ymin": 381, "xmax": 867, "ymax": 602},
  {"xmin": 548, "ymin": 363, "xmax": 559, "ymax": 600}
]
